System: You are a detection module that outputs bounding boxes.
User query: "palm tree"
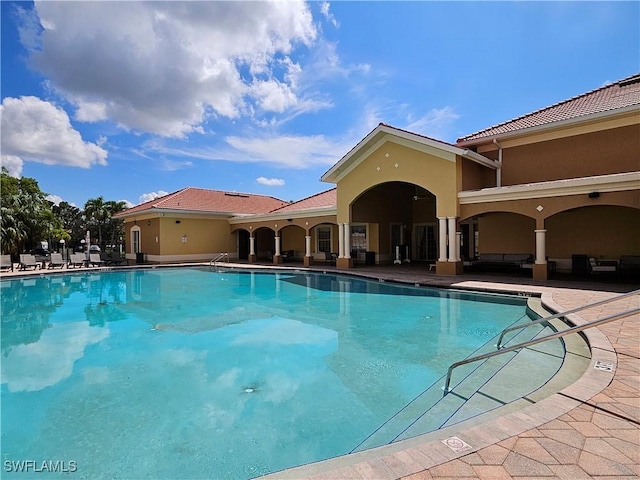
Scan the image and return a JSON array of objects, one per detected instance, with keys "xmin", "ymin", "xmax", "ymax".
[
  {"xmin": 84, "ymin": 196, "xmax": 109, "ymax": 248},
  {"xmin": 105, "ymin": 200, "xmax": 128, "ymax": 249}
]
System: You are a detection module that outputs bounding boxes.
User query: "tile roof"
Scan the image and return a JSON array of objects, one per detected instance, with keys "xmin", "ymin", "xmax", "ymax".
[
  {"xmin": 457, "ymin": 73, "xmax": 640, "ymax": 144},
  {"xmin": 269, "ymin": 188, "xmax": 336, "ymax": 214},
  {"xmin": 115, "ymin": 187, "xmax": 288, "ymax": 217}
]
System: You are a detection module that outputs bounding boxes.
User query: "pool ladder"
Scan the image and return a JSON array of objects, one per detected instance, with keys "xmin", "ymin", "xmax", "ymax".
[
  {"xmin": 443, "ymin": 288, "xmax": 640, "ymax": 395},
  {"xmin": 209, "ymin": 253, "xmax": 229, "ymax": 268}
]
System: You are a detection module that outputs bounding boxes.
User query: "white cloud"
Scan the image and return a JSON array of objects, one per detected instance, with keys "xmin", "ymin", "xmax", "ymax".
[
  {"xmin": 320, "ymin": 2, "xmax": 339, "ymax": 28},
  {"xmin": 121, "ymin": 199, "xmax": 134, "ymax": 209},
  {"xmin": 0, "ymin": 155, "xmax": 24, "ymax": 177},
  {"xmin": 46, "ymin": 194, "xmax": 63, "ymax": 206},
  {"xmin": 256, "ymin": 177, "xmax": 285, "ymax": 187},
  {"xmin": 1, "ymin": 322, "xmax": 109, "ymax": 392},
  {"xmin": 142, "ymin": 132, "xmax": 353, "ymax": 169},
  {"xmin": 21, "ymin": 1, "xmax": 321, "ymax": 137},
  {"xmin": 0, "ymin": 96, "xmax": 108, "ymax": 169},
  {"xmin": 138, "ymin": 191, "xmax": 170, "ymax": 205},
  {"xmin": 403, "ymin": 106, "xmax": 460, "ymax": 142}
]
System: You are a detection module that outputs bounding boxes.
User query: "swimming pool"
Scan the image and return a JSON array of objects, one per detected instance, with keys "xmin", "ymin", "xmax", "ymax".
[{"xmin": 1, "ymin": 268, "xmax": 550, "ymax": 478}]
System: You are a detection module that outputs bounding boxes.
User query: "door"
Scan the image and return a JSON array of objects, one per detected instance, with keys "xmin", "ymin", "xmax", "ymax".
[{"xmin": 414, "ymin": 224, "xmax": 437, "ymax": 261}]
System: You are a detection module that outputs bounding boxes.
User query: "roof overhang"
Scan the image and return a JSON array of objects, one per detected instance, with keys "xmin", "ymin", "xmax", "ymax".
[
  {"xmin": 229, "ymin": 206, "xmax": 337, "ymax": 224},
  {"xmin": 321, "ymin": 124, "xmax": 498, "ymax": 184},
  {"xmin": 114, "ymin": 207, "xmax": 236, "ymax": 220},
  {"xmin": 457, "ymin": 104, "xmax": 640, "ymax": 147},
  {"xmin": 458, "ymin": 171, "xmax": 640, "ymax": 204}
]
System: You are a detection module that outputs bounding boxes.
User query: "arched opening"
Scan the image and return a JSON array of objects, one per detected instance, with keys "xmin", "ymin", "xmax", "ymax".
[
  {"xmin": 351, "ymin": 182, "xmax": 436, "ymax": 264},
  {"xmin": 253, "ymin": 227, "xmax": 275, "ymax": 261},
  {"xmin": 237, "ymin": 229, "xmax": 250, "ymax": 260},
  {"xmin": 278, "ymin": 224, "xmax": 306, "ymax": 262}
]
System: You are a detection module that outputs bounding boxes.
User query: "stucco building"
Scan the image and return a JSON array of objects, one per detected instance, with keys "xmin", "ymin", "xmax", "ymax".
[{"xmin": 115, "ymin": 73, "xmax": 640, "ymax": 281}]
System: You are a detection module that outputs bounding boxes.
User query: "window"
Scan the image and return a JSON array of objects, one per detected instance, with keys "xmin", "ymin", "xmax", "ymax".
[
  {"xmin": 131, "ymin": 226, "xmax": 141, "ymax": 254},
  {"xmin": 317, "ymin": 226, "xmax": 332, "ymax": 253},
  {"xmin": 350, "ymin": 224, "xmax": 367, "ymax": 252}
]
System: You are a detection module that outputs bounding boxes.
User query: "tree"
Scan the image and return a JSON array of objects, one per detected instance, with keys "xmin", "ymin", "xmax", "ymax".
[
  {"xmin": 1, "ymin": 168, "xmax": 55, "ymax": 255},
  {"xmin": 84, "ymin": 196, "xmax": 109, "ymax": 248}
]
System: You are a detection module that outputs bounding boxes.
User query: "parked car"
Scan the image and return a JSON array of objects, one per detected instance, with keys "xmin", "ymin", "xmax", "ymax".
[
  {"xmin": 31, "ymin": 247, "xmax": 50, "ymax": 256},
  {"xmin": 89, "ymin": 245, "xmax": 101, "ymax": 252}
]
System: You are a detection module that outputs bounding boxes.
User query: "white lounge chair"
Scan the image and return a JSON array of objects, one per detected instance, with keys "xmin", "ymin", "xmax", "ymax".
[
  {"xmin": 68, "ymin": 253, "xmax": 86, "ymax": 268},
  {"xmin": 89, "ymin": 253, "xmax": 105, "ymax": 267},
  {"xmin": 0, "ymin": 254, "xmax": 13, "ymax": 272},
  {"xmin": 19, "ymin": 254, "xmax": 41, "ymax": 270},
  {"xmin": 589, "ymin": 257, "xmax": 617, "ymax": 273},
  {"xmin": 48, "ymin": 253, "xmax": 66, "ymax": 269}
]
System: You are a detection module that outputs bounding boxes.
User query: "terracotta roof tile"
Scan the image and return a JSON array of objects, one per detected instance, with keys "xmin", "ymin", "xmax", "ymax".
[
  {"xmin": 116, "ymin": 187, "xmax": 288, "ymax": 217},
  {"xmin": 269, "ymin": 188, "xmax": 336, "ymax": 214},
  {"xmin": 458, "ymin": 73, "xmax": 640, "ymax": 143}
]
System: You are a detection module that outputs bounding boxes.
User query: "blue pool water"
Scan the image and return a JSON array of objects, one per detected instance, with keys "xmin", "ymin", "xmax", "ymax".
[{"xmin": 1, "ymin": 268, "xmax": 531, "ymax": 479}]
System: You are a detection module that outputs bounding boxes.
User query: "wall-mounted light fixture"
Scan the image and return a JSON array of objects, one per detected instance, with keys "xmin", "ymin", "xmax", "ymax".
[
  {"xmin": 147, "ymin": 220, "xmax": 151, "ymax": 226},
  {"xmin": 181, "ymin": 235, "xmax": 188, "ymax": 243}
]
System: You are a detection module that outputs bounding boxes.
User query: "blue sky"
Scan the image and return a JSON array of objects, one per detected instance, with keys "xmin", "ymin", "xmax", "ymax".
[{"xmin": 1, "ymin": 1, "xmax": 638, "ymax": 208}]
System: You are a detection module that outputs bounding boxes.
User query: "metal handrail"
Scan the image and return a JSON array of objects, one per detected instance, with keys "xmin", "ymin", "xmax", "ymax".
[
  {"xmin": 496, "ymin": 289, "xmax": 640, "ymax": 349},
  {"xmin": 443, "ymin": 307, "xmax": 640, "ymax": 395},
  {"xmin": 209, "ymin": 252, "xmax": 229, "ymax": 267}
]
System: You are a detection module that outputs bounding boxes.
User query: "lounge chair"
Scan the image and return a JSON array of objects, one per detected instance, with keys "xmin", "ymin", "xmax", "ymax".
[
  {"xmin": 68, "ymin": 253, "xmax": 86, "ymax": 268},
  {"xmin": 108, "ymin": 252, "xmax": 129, "ymax": 266},
  {"xmin": 48, "ymin": 253, "xmax": 66, "ymax": 269},
  {"xmin": 0, "ymin": 254, "xmax": 13, "ymax": 272},
  {"xmin": 589, "ymin": 257, "xmax": 617, "ymax": 273},
  {"xmin": 89, "ymin": 253, "xmax": 106, "ymax": 267},
  {"xmin": 19, "ymin": 254, "xmax": 41, "ymax": 270}
]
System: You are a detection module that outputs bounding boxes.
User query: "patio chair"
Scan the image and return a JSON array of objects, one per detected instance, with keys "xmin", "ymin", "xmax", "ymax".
[
  {"xmin": 589, "ymin": 257, "xmax": 617, "ymax": 273},
  {"xmin": 68, "ymin": 253, "xmax": 86, "ymax": 268},
  {"xmin": 324, "ymin": 251, "xmax": 337, "ymax": 266},
  {"xmin": 19, "ymin": 254, "xmax": 40, "ymax": 270},
  {"xmin": 0, "ymin": 254, "xmax": 13, "ymax": 272},
  {"xmin": 109, "ymin": 252, "xmax": 129, "ymax": 266},
  {"xmin": 89, "ymin": 253, "xmax": 106, "ymax": 267},
  {"xmin": 48, "ymin": 253, "xmax": 66, "ymax": 269}
]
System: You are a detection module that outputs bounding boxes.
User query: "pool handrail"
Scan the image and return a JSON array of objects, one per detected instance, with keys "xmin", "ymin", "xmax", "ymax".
[
  {"xmin": 496, "ymin": 288, "xmax": 640, "ymax": 349},
  {"xmin": 209, "ymin": 252, "xmax": 229, "ymax": 267},
  {"xmin": 443, "ymin": 306, "xmax": 640, "ymax": 395}
]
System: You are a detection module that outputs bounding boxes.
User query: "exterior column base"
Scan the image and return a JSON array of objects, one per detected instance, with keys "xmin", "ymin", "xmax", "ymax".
[
  {"xmin": 436, "ymin": 261, "xmax": 463, "ymax": 275},
  {"xmin": 336, "ymin": 257, "xmax": 353, "ymax": 269},
  {"xmin": 273, "ymin": 255, "xmax": 283, "ymax": 265},
  {"xmin": 303, "ymin": 256, "xmax": 313, "ymax": 267},
  {"xmin": 533, "ymin": 263, "xmax": 548, "ymax": 281},
  {"xmin": 249, "ymin": 254, "xmax": 256, "ymax": 263}
]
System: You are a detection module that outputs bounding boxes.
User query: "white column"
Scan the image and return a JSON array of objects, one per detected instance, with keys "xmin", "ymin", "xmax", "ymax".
[
  {"xmin": 455, "ymin": 232, "xmax": 462, "ymax": 262},
  {"xmin": 535, "ymin": 229, "xmax": 547, "ymax": 264},
  {"xmin": 447, "ymin": 217, "xmax": 457, "ymax": 262},
  {"xmin": 249, "ymin": 236, "xmax": 255, "ymax": 256},
  {"xmin": 274, "ymin": 235, "xmax": 281, "ymax": 256},
  {"xmin": 344, "ymin": 223, "xmax": 351, "ymax": 258},
  {"xmin": 305, "ymin": 235, "xmax": 311, "ymax": 257},
  {"xmin": 338, "ymin": 223, "xmax": 345, "ymax": 258},
  {"xmin": 438, "ymin": 217, "xmax": 447, "ymax": 261}
]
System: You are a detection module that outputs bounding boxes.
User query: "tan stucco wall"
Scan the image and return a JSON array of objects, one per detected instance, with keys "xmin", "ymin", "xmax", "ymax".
[
  {"xmin": 461, "ymin": 157, "xmax": 496, "ymax": 191},
  {"xmin": 280, "ymin": 225, "xmax": 306, "ymax": 254},
  {"xmin": 477, "ymin": 213, "xmax": 535, "ymax": 254},
  {"xmin": 336, "ymin": 140, "xmax": 458, "ymax": 221},
  {"xmin": 477, "ymin": 125, "xmax": 639, "ymax": 186},
  {"xmin": 159, "ymin": 217, "xmax": 233, "ymax": 255},
  {"xmin": 546, "ymin": 206, "xmax": 640, "ymax": 258}
]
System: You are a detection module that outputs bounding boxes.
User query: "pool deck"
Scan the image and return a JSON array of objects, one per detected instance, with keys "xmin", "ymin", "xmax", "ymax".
[{"xmin": 2, "ymin": 263, "xmax": 638, "ymax": 479}]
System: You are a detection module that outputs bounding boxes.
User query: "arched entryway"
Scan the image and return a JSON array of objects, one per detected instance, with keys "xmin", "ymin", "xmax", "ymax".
[{"xmin": 349, "ymin": 182, "xmax": 437, "ymax": 265}]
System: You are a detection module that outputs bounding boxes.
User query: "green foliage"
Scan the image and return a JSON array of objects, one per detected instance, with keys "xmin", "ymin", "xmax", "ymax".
[
  {"xmin": 1, "ymin": 168, "xmax": 57, "ymax": 255},
  {"xmin": 1, "ymin": 169, "xmax": 129, "ymax": 255}
]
